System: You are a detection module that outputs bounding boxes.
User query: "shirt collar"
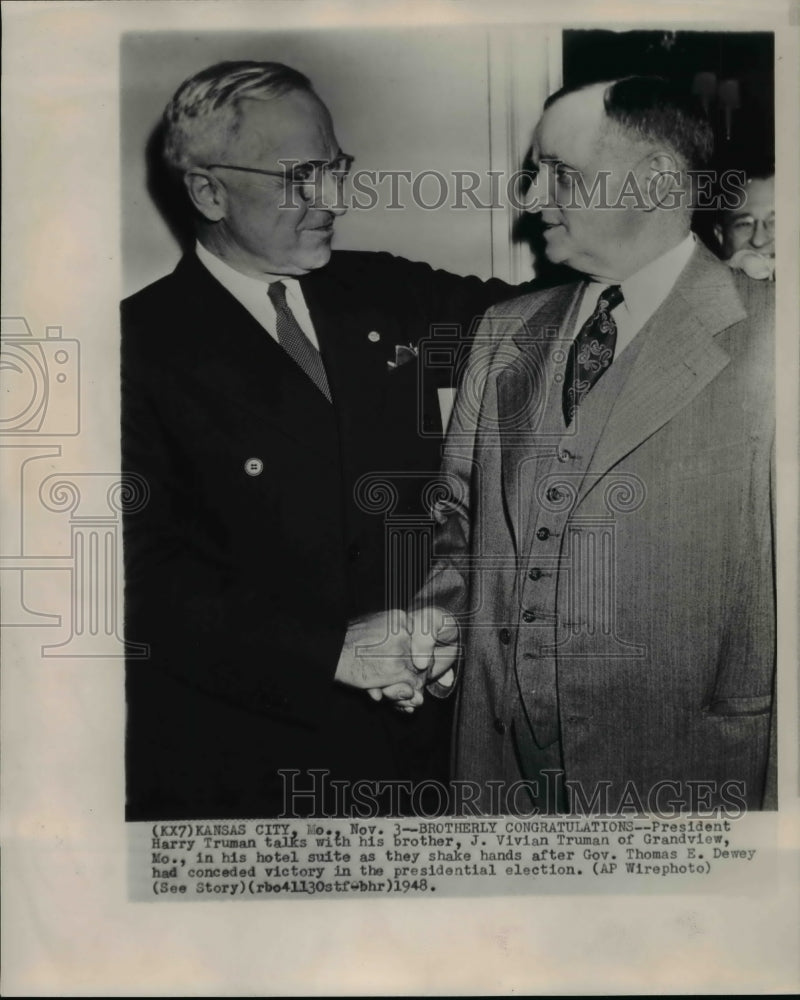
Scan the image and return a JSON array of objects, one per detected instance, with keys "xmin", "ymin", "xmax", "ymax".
[
  {"xmin": 618, "ymin": 232, "xmax": 696, "ymax": 332},
  {"xmin": 195, "ymin": 240, "xmax": 301, "ymax": 296}
]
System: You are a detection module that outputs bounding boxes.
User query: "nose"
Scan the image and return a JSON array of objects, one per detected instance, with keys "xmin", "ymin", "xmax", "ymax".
[
  {"xmin": 311, "ymin": 169, "xmax": 348, "ymax": 216},
  {"xmin": 750, "ymin": 218, "xmax": 769, "ymax": 248},
  {"xmin": 522, "ymin": 161, "xmax": 559, "ymax": 215},
  {"xmin": 521, "ymin": 168, "xmax": 546, "ymax": 214}
]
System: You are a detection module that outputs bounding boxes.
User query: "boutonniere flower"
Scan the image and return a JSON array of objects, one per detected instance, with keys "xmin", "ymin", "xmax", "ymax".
[{"xmin": 387, "ymin": 343, "xmax": 419, "ymax": 370}]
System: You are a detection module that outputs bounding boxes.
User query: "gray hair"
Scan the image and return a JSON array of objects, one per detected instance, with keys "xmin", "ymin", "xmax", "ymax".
[{"xmin": 162, "ymin": 60, "xmax": 313, "ymax": 174}]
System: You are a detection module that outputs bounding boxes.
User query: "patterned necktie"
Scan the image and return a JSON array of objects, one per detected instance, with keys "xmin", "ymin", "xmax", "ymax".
[
  {"xmin": 267, "ymin": 281, "xmax": 332, "ymax": 403},
  {"xmin": 562, "ymin": 284, "xmax": 624, "ymax": 426}
]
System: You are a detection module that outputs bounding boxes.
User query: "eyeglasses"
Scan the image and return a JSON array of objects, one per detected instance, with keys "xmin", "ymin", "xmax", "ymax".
[
  {"xmin": 206, "ymin": 153, "xmax": 355, "ymax": 190},
  {"xmin": 729, "ymin": 214, "xmax": 775, "ymax": 238}
]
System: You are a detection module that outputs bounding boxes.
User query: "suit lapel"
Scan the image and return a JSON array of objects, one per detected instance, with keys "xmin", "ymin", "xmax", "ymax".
[
  {"xmin": 301, "ymin": 264, "xmax": 391, "ymax": 437},
  {"xmin": 173, "ymin": 255, "xmax": 340, "ymax": 463},
  {"xmin": 300, "ymin": 263, "xmax": 399, "ymax": 499},
  {"xmin": 497, "ymin": 283, "xmax": 584, "ymax": 551},
  {"xmin": 575, "ymin": 244, "xmax": 744, "ymax": 507}
]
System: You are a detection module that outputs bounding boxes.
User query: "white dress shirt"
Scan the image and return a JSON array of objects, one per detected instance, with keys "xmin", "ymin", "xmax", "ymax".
[
  {"xmin": 570, "ymin": 233, "xmax": 696, "ymax": 355},
  {"xmin": 195, "ymin": 241, "xmax": 320, "ymax": 349}
]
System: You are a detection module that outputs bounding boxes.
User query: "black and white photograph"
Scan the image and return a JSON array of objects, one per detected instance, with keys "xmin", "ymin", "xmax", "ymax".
[
  {"xmin": 2, "ymin": 0, "xmax": 798, "ymax": 995},
  {"xmin": 121, "ymin": 27, "xmax": 776, "ymax": 821}
]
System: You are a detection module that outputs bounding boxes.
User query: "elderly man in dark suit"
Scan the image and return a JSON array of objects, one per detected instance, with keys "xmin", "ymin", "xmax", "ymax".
[
  {"xmin": 122, "ymin": 60, "xmax": 524, "ymax": 820},
  {"xmin": 406, "ymin": 77, "xmax": 776, "ymax": 815}
]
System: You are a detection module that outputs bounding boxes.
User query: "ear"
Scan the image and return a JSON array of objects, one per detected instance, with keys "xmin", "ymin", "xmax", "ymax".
[
  {"xmin": 183, "ymin": 169, "xmax": 228, "ymax": 222},
  {"xmin": 641, "ymin": 151, "xmax": 682, "ymax": 211}
]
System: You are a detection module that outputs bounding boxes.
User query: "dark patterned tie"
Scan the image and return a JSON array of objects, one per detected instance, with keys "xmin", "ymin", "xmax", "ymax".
[
  {"xmin": 562, "ymin": 284, "xmax": 624, "ymax": 426},
  {"xmin": 268, "ymin": 281, "xmax": 332, "ymax": 402}
]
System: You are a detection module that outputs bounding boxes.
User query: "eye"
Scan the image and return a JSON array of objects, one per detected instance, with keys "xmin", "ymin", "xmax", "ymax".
[
  {"xmin": 521, "ymin": 166, "xmax": 539, "ymax": 190},
  {"xmin": 329, "ymin": 154, "xmax": 354, "ymax": 175},
  {"xmin": 555, "ymin": 164, "xmax": 573, "ymax": 185},
  {"xmin": 289, "ymin": 162, "xmax": 318, "ymax": 184}
]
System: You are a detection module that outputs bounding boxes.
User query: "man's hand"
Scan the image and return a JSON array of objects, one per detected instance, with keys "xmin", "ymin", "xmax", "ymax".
[
  {"xmin": 410, "ymin": 605, "xmax": 459, "ymax": 681},
  {"xmin": 334, "ymin": 609, "xmax": 424, "ymax": 699},
  {"xmin": 369, "ymin": 606, "xmax": 460, "ymax": 712}
]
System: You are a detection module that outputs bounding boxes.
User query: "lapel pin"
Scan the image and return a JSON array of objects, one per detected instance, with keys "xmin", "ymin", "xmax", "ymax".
[
  {"xmin": 244, "ymin": 457, "xmax": 264, "ymax": 476},
  {"xmin": 367, "ymin": 330, "xmax": 381, "ymax": 343},
  {"xmin": 387, "ymin": 343, "xmax": 418, "ymax": 370}
]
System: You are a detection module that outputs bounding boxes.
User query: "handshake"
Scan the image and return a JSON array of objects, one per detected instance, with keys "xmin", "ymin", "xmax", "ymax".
[{"xmin": 333, "ymin": 608, "xmax": 459, "ymax": 712}]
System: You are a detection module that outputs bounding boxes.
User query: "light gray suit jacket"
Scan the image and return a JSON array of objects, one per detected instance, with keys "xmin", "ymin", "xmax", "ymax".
[{"xmin": 421, "ymin": 242, "xmax": 776, "ymax": 813}]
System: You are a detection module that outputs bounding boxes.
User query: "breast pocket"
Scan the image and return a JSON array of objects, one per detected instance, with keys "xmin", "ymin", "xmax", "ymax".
[
  {"xmin": 702, "ymin": 694, "xmax": 772, "ymax": 718},
  {"xmin": 671, "ymin": 439, "xmax": 754, "ymax": 483}
]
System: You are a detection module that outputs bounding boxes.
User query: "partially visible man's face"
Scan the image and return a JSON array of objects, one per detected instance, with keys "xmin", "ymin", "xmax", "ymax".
[
  {"xmin": 715, "ymin": 176, "xmax": 775, "ymax": 260},
  {"xmin": 208, "ymin": 89, "xmax": 346, "ymax": 275},
  {"xmin": 530, "ymin": 85, "xmax": 648, "ymax": 282}
]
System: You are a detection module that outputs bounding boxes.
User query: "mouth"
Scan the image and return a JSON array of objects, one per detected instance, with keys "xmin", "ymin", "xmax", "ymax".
[{"xmin": 542, "ymin": 222, "xmax": 564, "ymax": 236}]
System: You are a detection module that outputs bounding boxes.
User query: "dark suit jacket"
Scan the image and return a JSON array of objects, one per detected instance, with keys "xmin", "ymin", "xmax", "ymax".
[
  {"xmin": 122, "ymin": 249, "xmax": 521, "ymax": 820},
  {"xmin": 420, "ymin": 243, "xmax": 776, "ymax": 813}
]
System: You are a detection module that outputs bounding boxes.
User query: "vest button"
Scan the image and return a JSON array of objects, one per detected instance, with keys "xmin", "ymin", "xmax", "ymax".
[
  {"xmin": 499, "ymin": 628, "xmax": 511, "ymax": 645},
  {"xmin": 536, "ymin": 527, "xmax": 551, "ymax": 541},
  {"xmin": 528, "ymin": 567, "xmax": 543, "ymax": 581},
  {"xmin": 545, "ymin": 487, "xmax": 562, "ymax": 503},
  {"xmin": 494, "ymin": 719, "xmax": 507, "ymax": 735},
  {"xmin": 521, "ymin": 610, "xmax": 536, "ymax": 623}
]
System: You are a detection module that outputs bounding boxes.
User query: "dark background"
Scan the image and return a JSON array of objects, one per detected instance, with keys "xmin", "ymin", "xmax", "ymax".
[
  {"xmin": 563, "ymin": 29, "xmax": 774, "ymax": 174},
  {"xmin": 564, "ymin": 30, "xmax": 774, "ymax": 251}
]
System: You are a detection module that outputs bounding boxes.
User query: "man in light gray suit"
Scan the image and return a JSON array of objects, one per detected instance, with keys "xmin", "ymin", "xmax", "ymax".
[{"xmin": 398, "ymin": 76, "xmax": 776, "ymax": 815}]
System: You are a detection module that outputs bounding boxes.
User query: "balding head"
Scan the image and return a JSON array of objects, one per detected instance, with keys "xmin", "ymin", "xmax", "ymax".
[{"xmin": 530, "ymin": 76, "xmax": 710, "ymax": 281}]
